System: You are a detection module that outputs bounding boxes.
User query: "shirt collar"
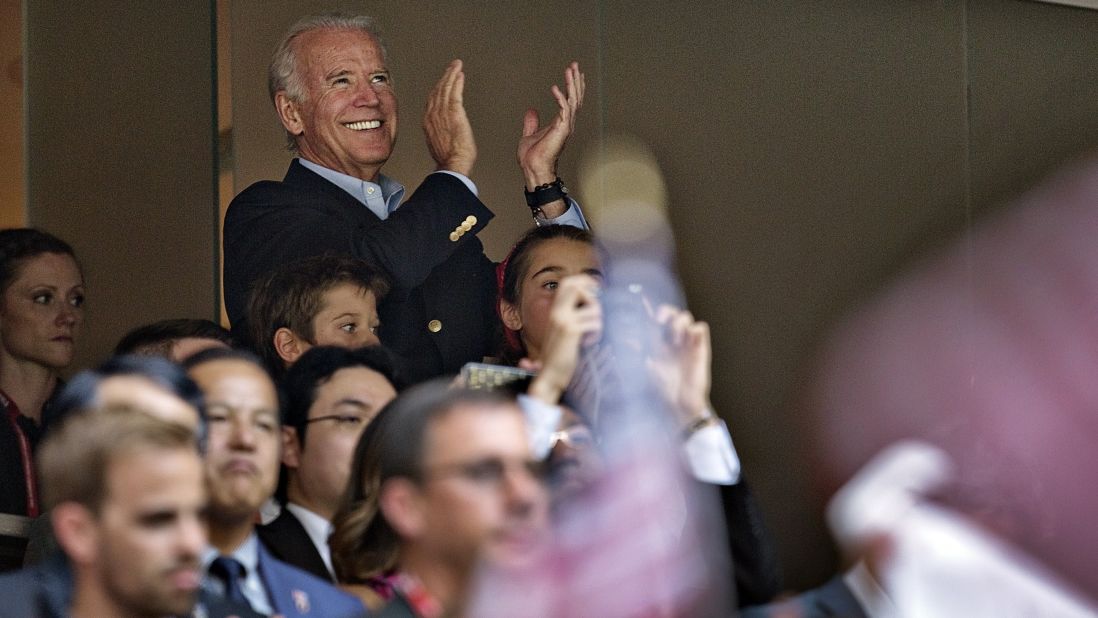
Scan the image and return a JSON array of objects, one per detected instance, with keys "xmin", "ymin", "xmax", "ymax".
[
  {"xmin": 297, "ymin": 157, "xmax": 405, "ymax": 220},
  {"xmin": 202, "ymin": 532, "xmax": 259, "ymax": 575},
  {"xmin": 285, "ymin": 502, "xmax": 335, "ymax": 577}
]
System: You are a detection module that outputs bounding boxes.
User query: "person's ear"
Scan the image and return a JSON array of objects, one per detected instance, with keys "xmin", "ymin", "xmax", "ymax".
[
  {"xmin": 499, "ymin": 299, "xmax": 523, "ymax": 332},
  {"xmin": 379, "ymin": 478, "xmax": 426, "ymax": 539},
  {"xmin": 281, "ymin": 426, "xmax": 302, "ymax": 469},
  {"xmin": 274, "ymin": 327, "xmax": 307, "ymax": 366},
  {"xmin": 51, "ymin": 502, "xmax": 98, "ymax": 567},
  {"xmin": 275, "ymin": 91, "xmax": 305, "ymax": 136}
]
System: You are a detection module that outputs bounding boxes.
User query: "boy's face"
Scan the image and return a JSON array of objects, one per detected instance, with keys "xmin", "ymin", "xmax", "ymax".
[{"xmin": 309, "ymin": 283, "xmax": 381, "ymax": 350}]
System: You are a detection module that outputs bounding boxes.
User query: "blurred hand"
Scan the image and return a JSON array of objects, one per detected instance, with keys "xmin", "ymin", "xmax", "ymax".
[{"xmin": 646, "ymin": 305, "xmax": 713, "ymax": 425}]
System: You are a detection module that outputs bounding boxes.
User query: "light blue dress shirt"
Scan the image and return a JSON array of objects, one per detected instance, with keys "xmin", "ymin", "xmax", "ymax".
[{"xmin": 297, "ymin": 157, "xmax": 588, "ymax": 228}]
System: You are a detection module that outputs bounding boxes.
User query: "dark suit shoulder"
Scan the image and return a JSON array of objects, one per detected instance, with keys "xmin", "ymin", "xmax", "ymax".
[
  {"xmin": 0, "ymin": 555, "xmax": 71, "ymax": 618},
  {"xmin": 257, "ymin": 509, "xmax": 332, "ymax": 582}
]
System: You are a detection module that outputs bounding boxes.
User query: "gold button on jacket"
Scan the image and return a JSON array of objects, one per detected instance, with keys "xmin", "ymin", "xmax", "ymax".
[{"xmin": 427, "ymin": 319, "xmax": 442, "ymax": 333}]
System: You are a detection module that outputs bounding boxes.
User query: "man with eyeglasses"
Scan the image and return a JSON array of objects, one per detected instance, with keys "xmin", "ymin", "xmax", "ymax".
[
  {"xmin": 344, "ymin": 382, "xmax": 548, "ymax": 616},
  {"xmin": 259, "ymin": 345, "xmax": 399, "ymax": 581}
]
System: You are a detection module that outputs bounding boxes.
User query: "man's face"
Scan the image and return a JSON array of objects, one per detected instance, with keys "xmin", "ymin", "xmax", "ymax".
[
  {"xmin": 310, "ymin": 284, "xmax": 381, "ymax": 350},
  {"xmin": 411, "ymin": 404, "xmax": 549, "ymax": 572},
  {"xmin": 286, "ymin": 366, "xmax": 396, "ymax": 519},
  {"xmin": 189, "ymin": 359, "xmax": 281, "ymax": 521},
  {"xmin": 92, "ymin": 447, "xmax": 206, "ymax": 617},
  {"xmin": 279, "ymin": 28, "xmax": 397, "ymax": 181}
]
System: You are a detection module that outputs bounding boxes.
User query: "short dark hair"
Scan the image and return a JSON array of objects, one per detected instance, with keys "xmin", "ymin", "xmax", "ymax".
[
  {"xmin": 329, "ymin": 381, "xmax": 516, "ymax": 582},
  {"xmin": 115, "ymin": 318, "xmax": 233, "ymax": 358},
  {"xmin": 182, "ymin": 346, "xmax": 267, "ymax": 374},
  {"xmin": 282, "ymin": 345, "xmax": 399, "ymax": 443},
  {"xmin": 246, "ymin": 254, "xmax": 390, "ymax": 377},
  {"xmin": 0, "ymin": 228, "xmax": 79, "ymax": 294},
  {"xmin": 182, "ymin": 347, "xmax": 285, "ymax": 422},
  {"xmin": 49, "ymin": 354, "xmax": 208, "ymax": 449}
]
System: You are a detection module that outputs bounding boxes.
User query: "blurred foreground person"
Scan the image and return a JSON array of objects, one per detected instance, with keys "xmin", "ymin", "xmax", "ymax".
[
  {"xmin": 259, "ymin": 345, "xmax": 398, "ymax": 581},
  {"xmin": 185, "ymin": 349, "xmax": 365, "ymax": 617},
  {"xmin": 497, "ymin": 224, "xmax": 781, "ymax": 607},
  {"xmin": 801, "ymin": 154, "xmax": 1098, "ymax": 607},
  {"xmin": 51, "ymin": 354, "xmax": 208, "ymax": 435},
  {"xmin": 0, "ymin": 408, "xmax": 205, "ymax": 617},
  {"xmin": 0, "ymin": 229, "xmax": 84, "ymax": 518},
  {"xmin": 21, "ymin": 354, "xmax": 210, "ymax": 566},
  {"xmin": 115, "ymin": 318, "xmax": 233, "ymax": 363},
  {"xmin": 330, "ymin": 383, "xmax": 548, "ymax": 614}
]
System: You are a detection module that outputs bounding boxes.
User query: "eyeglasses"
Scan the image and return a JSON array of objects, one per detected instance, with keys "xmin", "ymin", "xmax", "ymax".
[{"xmin": 304, "ymin": 414, "xmax": 366, "ymax": 428}]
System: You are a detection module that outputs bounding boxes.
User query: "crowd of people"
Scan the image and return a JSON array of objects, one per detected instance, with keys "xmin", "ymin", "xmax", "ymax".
[{"xmin": 0, "ymin": 11, "xmax": 888, "ymax": 618}]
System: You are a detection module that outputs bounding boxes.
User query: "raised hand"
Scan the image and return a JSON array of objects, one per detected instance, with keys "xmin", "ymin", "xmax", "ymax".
[
  {"xmin": 646, "ymin": 306, "xmax": 713, "ymax": 425},
  {"xmin": 423, "ymin": 59, "xmax": 476, "ymax": 176},
  {"xmin": 517, "ymin": 62, "xmax": 586, "ymax": 214}
]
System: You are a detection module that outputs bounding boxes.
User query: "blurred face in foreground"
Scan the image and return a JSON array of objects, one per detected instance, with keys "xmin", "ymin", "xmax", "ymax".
[
  {"xmin": 69, "ymin": 446, "xmax": 206, "ymax": 616},
  {"xmin": 388, "ymin": 403, "xmax": 549, "ymax": 575}
]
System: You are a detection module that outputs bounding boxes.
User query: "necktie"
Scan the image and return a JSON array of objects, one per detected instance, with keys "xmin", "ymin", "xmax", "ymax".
[{"xmin": 209, "ymin": 556, "xmax": 250, "ymax": 608}]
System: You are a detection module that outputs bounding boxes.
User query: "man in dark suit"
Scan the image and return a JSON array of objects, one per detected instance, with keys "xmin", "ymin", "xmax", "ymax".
[
  {"xmin": 259, "ymin": 346, "xmax": 399, "ymax": 581},
  {"xmin": 186, "ymin": 349, "xmax": 365, "ymax": 617},
  {"xmin": 224, "ymin": 12, "xmax": 586, "ymax": 384}
]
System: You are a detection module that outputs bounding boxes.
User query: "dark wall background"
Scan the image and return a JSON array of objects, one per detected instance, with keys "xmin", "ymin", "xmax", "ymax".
[
  {"xmin": 24, "ymin": 0, "xmax": 1098, "ymax": 589},
  {"xmin": 25, "ymin": 1, "xmax": 219, "ymax": 370}
]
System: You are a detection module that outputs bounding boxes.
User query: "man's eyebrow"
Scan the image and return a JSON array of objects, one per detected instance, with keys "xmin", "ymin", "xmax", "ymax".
[
  {"xmin": 583, "ymin": 268, "xmax": 604, "ymax": 277},
  {"xmin": 137, "ymin": 509, "xmax": 177, "ymax": 526},
  {"xmin": 324, "ymin": 68, "xmax": 353, "ymax": 80}
]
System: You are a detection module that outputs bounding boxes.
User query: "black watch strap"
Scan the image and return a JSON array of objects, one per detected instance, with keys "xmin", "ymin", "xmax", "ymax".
[{"xmin": 524, "ymin": 177, "xmax": 568, "ymax": 209}]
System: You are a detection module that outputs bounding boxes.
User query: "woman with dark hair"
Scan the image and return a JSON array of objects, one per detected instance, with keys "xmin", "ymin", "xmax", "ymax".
[{"xmin": 0, "ymin": 229, "xmax": 84, "ymax": 518}]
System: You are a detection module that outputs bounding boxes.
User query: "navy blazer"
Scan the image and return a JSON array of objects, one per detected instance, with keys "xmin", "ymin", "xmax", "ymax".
[
  {"xmin": 256, "ymin": 541, "xmax": 366, "ymax": 617},
  {"xmin": 0, "ymin": 551, "xmax": 265, "ymax": 618},
  {"xmin": 224, "ymin": 161, "xmax": 497, "ymax": 383}
]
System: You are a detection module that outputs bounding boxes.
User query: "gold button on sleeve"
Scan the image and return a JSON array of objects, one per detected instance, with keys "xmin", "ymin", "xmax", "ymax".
[
  {"xmin": 449, "ymin": 231, "xmax": 460, "ymax": 242},
  {"xmin": 427, "ymin": 319, "xmax": 442, "ymax": 333},
  {"xmin": 465, "ymin": 215, "xmax": 478, "ymax": 226}
]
